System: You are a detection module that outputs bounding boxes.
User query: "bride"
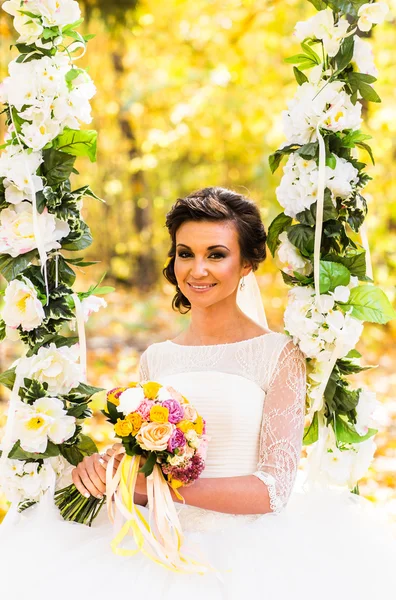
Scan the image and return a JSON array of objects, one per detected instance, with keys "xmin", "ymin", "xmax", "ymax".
[{"xmin": 0, "ymin": 187, "xmax": 395, "ymax": 599}]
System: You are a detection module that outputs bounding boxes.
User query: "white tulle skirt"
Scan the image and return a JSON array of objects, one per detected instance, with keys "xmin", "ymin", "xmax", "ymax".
[{"xmin": 0, "ymin": 482, "xmax": 395, "ymax": 600}]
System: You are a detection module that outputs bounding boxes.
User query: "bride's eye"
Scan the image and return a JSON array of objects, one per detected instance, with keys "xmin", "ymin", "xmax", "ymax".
[
  {"xmin": 177, "ymin": 251, "xmax": 193, "ymax": 258},
  {"xmin": 209, "ymin": 252, "xmax": 225, "ymax": 259}
]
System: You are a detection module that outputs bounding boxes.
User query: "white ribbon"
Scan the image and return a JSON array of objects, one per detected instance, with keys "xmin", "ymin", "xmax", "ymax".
[
  {"xmin": 313, "ymin": 124, "xmax": 327, "ymax": 312},
  {"xmin": 72, "ymin": 293, "xmax": 87, "ymax": 382},
  {"xmin": 359, "ymin": 220, "xmax": 373, "ymax": 280}
]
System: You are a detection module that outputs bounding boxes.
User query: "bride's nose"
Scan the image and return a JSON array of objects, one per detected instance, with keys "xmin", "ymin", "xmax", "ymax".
[{"xmin": 190, "ymin": 259, "xmax": 209, "ymax": 279}]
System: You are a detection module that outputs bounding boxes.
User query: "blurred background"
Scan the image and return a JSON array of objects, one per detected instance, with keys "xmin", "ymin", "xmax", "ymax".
[{"xmin": 0, "ymin": 0, "xmax": 396, "ymax": 522}]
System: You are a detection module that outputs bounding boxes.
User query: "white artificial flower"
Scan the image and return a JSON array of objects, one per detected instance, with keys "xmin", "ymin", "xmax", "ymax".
[
  {"xmin": 21, "ymin": 114, "xmax": 61, "ymax": 151},
  {"xmin": 282, "ymin": 81, "xmax": 362, "ymax": 146},
  {"xmin": 284, "ymin": 285, "xmax": 363, "ymax": 361},
  {"xmin": 0, "ymin": 201, "xmax": 70, "ymax": 258},
  {"xmin": 0, "ymin": 459, "xmax": 46, "ymax": 503},
  {"xmin": 117, "ymin": 387, "xmax": 145, "ymax": 416},
  {"xmin": 167, "ymin": 454, "xmax": 186, "ymax": 467},
  {"xmin": 322, "ymin": 444, "xmax": 355, "ymax": 486},
  {"xmin": 13, "ymin": 13, "xmax": 43, "ymax": 44},
  {"xmin": 3, "ymin": 174, "xmax": 44, "ymax": 205},
  {"xmin": 330, "ymin": 285, "xmax": 350, "ymax": 303},
  {"xmin": 36, "ymin": 0, "xmax": 81, "ymax": 28},
  {"xmin": 352, "ymin": 36, "xmax": 378, "ymax": 78},
  {"xmin": 275, "ymin": 231, "xmax": 313, "ymax": 276},
  {"xmin": 185, "ymin": 429, "xmax": 199, "ymax": 449},
  {"xmin": 355, "ymin": 389, "xmax": 381, "ymax": 436},
  {"xmin": 1, "ymin": 277, "xmax": 45, "ymax": 332},
  {"xmin": 325, "ymin": 155, "xmax": 359, "ymax": 200},
  {"xmin": 276, "ymin": 154, "xmax": 358, "ymax": 219},
  {"xmin": 15, "ymin": 343, "xmax": 83, "ymax": 395},
  {"xmin": 2, "ymin": 0, "xmax": 40, "ymax": 18},
  {"xmin": 0, "ymin": 145, "xmax": 43, "ymax": 182},
  {"xmin": 349, "ymin": 438, "xmax": 376, "ymax": 485},
  {"xmin": 357, "ymin": 2, "xmax": 388, "ymax": 32},
  {"xmin": 14, "ymin": 397, "xmax": 76, "ymax": 453},
  {"xmin": 81, "ymin": 296, "xmax": 107, "ymax": 322},
  {"xmin": 294, "ymin": 8, "xmax": 350, "ymax": 57}
]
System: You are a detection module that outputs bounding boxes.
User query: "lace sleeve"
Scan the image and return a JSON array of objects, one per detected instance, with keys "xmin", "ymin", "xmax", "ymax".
[
  {"xmin": 252, "ymin": 340, "xmax": 306, "ymax": 513},
  {"xmin": 138, "ymin": 349, "xmax": 150, "ymax": 382}
]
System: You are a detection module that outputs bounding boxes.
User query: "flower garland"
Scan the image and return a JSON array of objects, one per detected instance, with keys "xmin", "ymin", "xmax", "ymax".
[
  {"xmin": 0, "ymin": 0, "xmax": 110, "ymax": 519},
  {"xmin": 269, "ymin": 1, "xmax": 395, "ymax": 489}
]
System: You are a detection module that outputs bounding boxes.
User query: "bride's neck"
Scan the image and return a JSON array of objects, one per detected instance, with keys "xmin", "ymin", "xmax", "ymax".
[{"xmin": 184, "ymin": 302, "xmax": 251, "ymax": 345}]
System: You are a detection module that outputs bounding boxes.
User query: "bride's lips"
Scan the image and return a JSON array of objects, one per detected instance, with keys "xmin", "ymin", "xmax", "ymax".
[{"xmin": 187, "ymin": 282, "xmax": 217, "ymax": 293}]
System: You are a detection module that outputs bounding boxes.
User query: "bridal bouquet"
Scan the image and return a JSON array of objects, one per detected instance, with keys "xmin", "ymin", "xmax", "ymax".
[{"xmin": 104, "ymin": 381, "xmax": 209, "ymax": 572}]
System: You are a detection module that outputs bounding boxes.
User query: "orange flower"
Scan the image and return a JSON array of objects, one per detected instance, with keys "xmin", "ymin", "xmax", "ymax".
[
  {"xmin": 114, "ymin": 418, "xmax": 133, "ymax": 437},
  {"xmin": 125, "ymin": 411, "xmax": 143, "ymax": 434},
  {"xmin": 143, "ymin": 381, "xmax": 162, "ymax": 400},
  {"xmin": 149, "ymin": 405, "xmax": 169, "ymax": 424}
]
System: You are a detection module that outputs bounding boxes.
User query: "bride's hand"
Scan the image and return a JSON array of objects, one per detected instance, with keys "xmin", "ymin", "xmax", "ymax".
[{"xmin": 72, "ymin": 443, "xmax": 125, "ymax": 499}]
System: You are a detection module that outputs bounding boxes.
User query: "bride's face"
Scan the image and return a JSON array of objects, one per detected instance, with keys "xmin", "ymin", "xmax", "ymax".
[{"xmin": 174, "ymin": 220, "xmax": 251, "ymax": 309}]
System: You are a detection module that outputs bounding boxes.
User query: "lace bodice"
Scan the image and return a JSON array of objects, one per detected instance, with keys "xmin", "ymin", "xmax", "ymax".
[{"xmin": 138, "ymin": 332, "xmax": 306, "ymax": 521}]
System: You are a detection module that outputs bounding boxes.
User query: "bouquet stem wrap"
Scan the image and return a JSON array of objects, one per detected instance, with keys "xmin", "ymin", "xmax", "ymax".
[{"xmin": 106, "ymin": 449, "xmax": 211, "ymax": 574}]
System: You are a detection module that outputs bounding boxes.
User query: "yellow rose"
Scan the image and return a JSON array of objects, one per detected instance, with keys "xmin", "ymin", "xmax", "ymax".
[
  {"xmin": 125, "ymin": 411, "xmax": 143, "ymax": 434},
  {"xmin": 127, "ymin": 381, "xmax": 139, "ymax": 388},
  {"xmin": 143, "ymin": 381, "xmax": 162, "ymax": 400},
  {"xmin": 176, "ymin": 419, "xmax": 195, "ymax": 434},
  {"xmin": 149, "ymin": 405, "xmax": 169, "ymax": 424},
  {"xmin": 136, "ymin": 421, "xmax": 174, "ymax": 451},
  {"xmin": 107, "ymin": 386, "xmax": 127, "ymax": 407},
  {"xmin": 114, "ymin": 418, "xmax": 133, "ymax": 437},
  {"xmin": 193, "ymin": 415, "xmax": 204, "ymax": 435}
]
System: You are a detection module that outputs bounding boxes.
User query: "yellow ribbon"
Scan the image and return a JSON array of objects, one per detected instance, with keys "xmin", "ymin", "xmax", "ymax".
[{"xmin": 106, "ymin": 451, "xmax": 213, "ymax": 574}]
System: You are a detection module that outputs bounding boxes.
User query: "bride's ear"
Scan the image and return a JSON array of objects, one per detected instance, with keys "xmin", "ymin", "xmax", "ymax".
[{"xmin": 242, "ymin": 262, "xmax": 253, "ymax": 277}]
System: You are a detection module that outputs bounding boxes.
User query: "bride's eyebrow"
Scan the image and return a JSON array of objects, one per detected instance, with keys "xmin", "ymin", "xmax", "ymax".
[{"xmin": 176, "ymin": 244, "xmax": 230, "ymax": 251}]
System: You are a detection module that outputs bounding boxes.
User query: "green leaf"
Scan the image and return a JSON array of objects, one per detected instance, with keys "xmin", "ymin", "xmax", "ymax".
[
  {"xmin": 62, "ymin": 222, "xmax": 93, "ymax": 251},
  {"xmin": 342, "ymin": 130, "xmax": 372, "ymax": 148},
  {"xmin": 0, "ymin": 320, "xmax": 5, "ymax": 343},
  {"xmin": 267, "ymin": 213, "xmax": 293, "ymax": 257},
  {"xmin": 91, "ymin": 286, "xmax": 115, "ymax": 295},
  {"xmin": 71, "ymin": 382, "xmax": 104, "ymax": 399},
  {"xmin": 0, "ymin": 367, "xmax": 16, "ymax": 390},
  {"xmin": 42, "ymin": 149, "xmax": 76, "ymax": 186},
  {"xmin": 322, "ymin": 250, "xmax": 367, "ymax": 279},
  {"xmin": 326, "ymin": 0, "xmax": 368, "ymax": 17},
  {"xmin": 356, "ymin": 141, "xmax": 375, "ymax": 165},
  {"xmin": 358, "ymin": 82, "xmax": 381, "ymax": 103},
  {"xmin": 296, "ymin": 142, "xmax": 318, "ymax": 160},
  {"xmin": 307, "ymin": 0, "xmax": 327, "ymax": 9},
  {"xmin": 27, "ymin": 334, "xmax": 79, "ymax": 357},
  {"xmin": 326, "ymin": 153, "xmax": 337, "ymax": 169},
  {"xmin": 8, "ymin": 440, "xmax": 60, "ymax": 460},
  {"xmin": 104, "ymin": 399, "xmax": 119, "ymax": 424},
  {"xmin": 0, "ymin": 251, "xmax": 37, "ymax": 281},
  {"xmin": 77, "ymin": 434, "xmax": 98, "ymax": 456},
  {"xmin": 293, "ymin": 66, "xmax": 308, "ymax": 85},
  {"xmin": 139, "ymin": 452, "xmax": 157, "ymax": 477},
  {"xmin": 300, "ymin": 41, "xmax": 321, "ymax": 65},
  {"xmin": 335, "ymin": 35, "xmax": 354, "ymax": 73},
  {"xmin": 303, "ymin": 412, "xmax": 319, "ymax": 446},
  {"xmin": 335, "ymin": 416, "xmax": 377, "ymax": 444},
  {"xmin": 338, "ymin": 284, "xmax": 396, "ymax": 324},
  {"xmin": 286, "ymin": 224, "xmax": 315, "ymax": 256},
  {"xmin": 346, "ymin": 349, "xmax": 362, "ymax": 359},
  {"xmin": 319, "ymin": 260, "xmax": 351, "ymax": 294},
  {"xmin": 52, "ymin": 128, "xmax": 97, "ymax": 162}
]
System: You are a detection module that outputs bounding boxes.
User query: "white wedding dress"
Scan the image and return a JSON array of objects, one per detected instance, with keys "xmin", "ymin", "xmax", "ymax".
[{"xmin": 0, "ymin": 332, "xmax": 395, "ymax": 600}]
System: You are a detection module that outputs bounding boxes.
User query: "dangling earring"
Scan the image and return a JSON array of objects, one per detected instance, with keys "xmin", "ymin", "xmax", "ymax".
[{"xmin": 239, "ymin": 276, "xmax": 245, "ymax": 291}]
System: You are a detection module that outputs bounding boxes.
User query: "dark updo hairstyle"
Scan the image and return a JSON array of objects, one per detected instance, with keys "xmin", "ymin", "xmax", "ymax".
[{"xmin": 163, "ymin": 187, "xmax": 267, "ymax": 313}]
